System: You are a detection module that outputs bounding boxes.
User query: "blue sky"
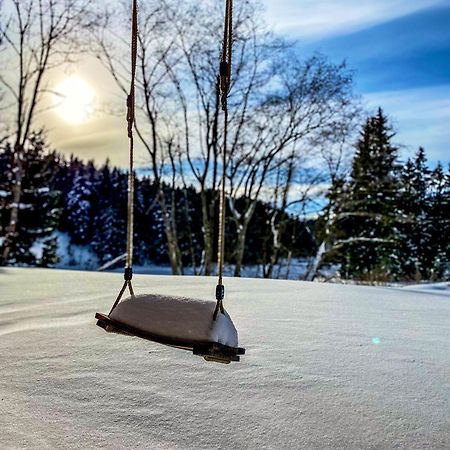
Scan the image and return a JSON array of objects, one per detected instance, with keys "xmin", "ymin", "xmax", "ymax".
[
  {"xmin": 29, "ymin": 0, "xmax": 448, "ymax": 168},
  {"xmin": 264, "ymin": 0, "xmax": 450, "ymax": 165}
]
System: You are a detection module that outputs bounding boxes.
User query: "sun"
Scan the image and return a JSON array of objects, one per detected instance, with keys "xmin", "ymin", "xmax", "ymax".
[{"xmin": 53, "ymin": 76, "xmax": 95, "ymax": 125}]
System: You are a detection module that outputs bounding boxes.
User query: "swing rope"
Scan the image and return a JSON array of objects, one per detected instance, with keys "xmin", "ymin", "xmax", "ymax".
[
  {"xmin": 214, "ymin": 0, "xmax": 233, "ymax": 320},
  {"xmin": 110, "ymin": 0, "xmax": 233, "ymax": 319},
  {"xmin": 110, "ymin": 0, "xmax": 138, "ymax": 314}
]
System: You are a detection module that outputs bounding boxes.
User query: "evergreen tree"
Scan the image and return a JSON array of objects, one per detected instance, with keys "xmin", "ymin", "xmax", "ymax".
[
  {"xmin": 65, "ymin": 164, "xmax": 96, "ymax": 246},
  {"xmin": 335, "ymin": 109, "xmax": 401, "ymax": 280},
  {"xmin": 398, "ymin": 148, "xmax": 432, "ymax": 279},
  {"xmin": 0, "ymin": 132, "xmax": 62, "ymax": 265},
  {"xmin": 173, "ymin": 184, "xmax": 203, "ymax": 270},
  {"xmin": 428, "ymin": 163, "xmax": 450, "ymax": 280},
  {"xmin": 52, "ymin": 155, "xmax": 82, "ymax": 233},
  {"xmin": 133, "ymin": 176, "xmax": 160, "ymax": 264},
  {"xmin": 398, "ymin": 158, "xmax": 417, "ymax": 277},
  {"xmin": 39, "ymin": 236, "xmax": 59, "ymax": 267},
  {"xmin": 91, "ymin": 164, "xmax": 126, "ymax": 264},
  {"xmin": 0, "ymin": 145, "xmax": 14, "ymax": 239}
]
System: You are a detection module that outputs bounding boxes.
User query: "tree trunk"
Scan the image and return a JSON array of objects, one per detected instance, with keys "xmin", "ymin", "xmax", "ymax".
[
  {"xmin": 284, "ymin": 249, "xmax": 293, "ymax": 280},
  {"xmin": 304, "ymin": 209, "xmax": 334, "ymax": 281},
  {"xmin": 1, "ymin": 146, "xmax": 23, "ymax": 266},
  {"xmin": 200, "ymin": 191, "xmax": 214, "ymax": 275},
  {"xmin": 304, "ymin": 240, "xmax": 326, "ymax": 281},
  {"xmin": 158, "ymin": 190, "xmax": 182, "ymax": 275},
  {"xmin": 182, "ymin": 189, "xmax": 197, "ymax": 275},
  {"xmin": 230, "ymin": 199, "xmax": 257, "ymax": 278},
  {"xmin": 233, "ymin": 221, "xmax": 249, "ymax": 277},
  {"xmin": 265, "ymin": 213, "xmax": 282, "ymax": 279}
]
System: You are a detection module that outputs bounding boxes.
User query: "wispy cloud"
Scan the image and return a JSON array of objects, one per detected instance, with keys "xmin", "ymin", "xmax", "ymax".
[
  {"xmin": 264, "ymin": 0, "xmax": 447, "ymax": 38},
  {"xmin": 300, "ymin": 6, "xmax": 450, "ymax": 92},
  {"xmin": 364, "ymin": 84, "xmax": 450, "ymax": 164}
]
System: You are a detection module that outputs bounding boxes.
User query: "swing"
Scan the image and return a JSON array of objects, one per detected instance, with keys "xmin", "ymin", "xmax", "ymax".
[{"xmin": 95, "ymin": 0, "xmax": 245, "ymax": 364}]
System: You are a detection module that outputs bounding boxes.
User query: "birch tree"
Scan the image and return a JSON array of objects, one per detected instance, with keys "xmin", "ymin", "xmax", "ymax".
[
  {"xmin": 0, "ymin": 0, "xmax": 95, "ymax": 265},
  {"xmin": 303, "ymin": 143, "xmax": 349, "ymax": 281},
  {"xmin": 95, "ymin": 1, "xmax": 186, "ymax": 274},
  {"xmin": 160, "ymin": 0, "xmax": 275, "ymax": 275},
  {"xmin": 262, "ymin": 152, "xmax": 324, "ymax": 279},
  {"xmin": 228, "ymin": 53, "xmax": 358, "ymax": 277}
]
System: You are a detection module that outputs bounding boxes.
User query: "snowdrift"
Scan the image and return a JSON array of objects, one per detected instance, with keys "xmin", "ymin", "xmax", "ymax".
[{"xmin": 1, "ymin": 267, "xmax": 449, "ymax": 449}]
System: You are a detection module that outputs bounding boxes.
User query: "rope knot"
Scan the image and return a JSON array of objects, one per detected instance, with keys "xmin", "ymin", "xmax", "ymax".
[
  {"xmin": 124, "ymin": 267, "xmax": 133, "ymax": 281},
  {"xmin": 126, "ymin": 94, "xmax": 134, "ymax": 138},
  {"xmin": 219, "ymin": 61, "xmax": 229, "ymax": 78},
  {"xmin": 215, "ymin": 284, "xmax": 225, "ymax": 301},
  {"xmin": 219, "ymin": 63, "xmax": 230, "ymax": 111}
]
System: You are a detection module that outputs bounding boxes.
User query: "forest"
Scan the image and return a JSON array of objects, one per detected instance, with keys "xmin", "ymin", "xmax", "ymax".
[{"xmin": 0, "ymin": 0, "xmax": 449, "ymax": 282}]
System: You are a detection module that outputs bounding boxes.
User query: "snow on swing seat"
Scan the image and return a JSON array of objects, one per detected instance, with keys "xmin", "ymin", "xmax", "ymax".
[{"xmin": 109, "ymin": 294, "xmax": 239, "ymax": 348}]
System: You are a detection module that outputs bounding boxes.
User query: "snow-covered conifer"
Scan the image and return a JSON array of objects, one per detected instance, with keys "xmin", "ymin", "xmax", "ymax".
[
  {"xmin": 0, "ymin": 132, "xmax": 62, "ymax": 265},
  {"xmin": 334, "ymin": 109, "xmax": 401, "ymax": 280}
]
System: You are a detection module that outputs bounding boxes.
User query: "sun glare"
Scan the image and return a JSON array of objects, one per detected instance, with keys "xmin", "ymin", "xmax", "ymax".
[{"xmin": 54, "ymin": 76, "xmax": 95, "ymax": 125}]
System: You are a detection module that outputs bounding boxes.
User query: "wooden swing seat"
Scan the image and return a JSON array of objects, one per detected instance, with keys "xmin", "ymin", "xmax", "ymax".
[{"xmin": 95, "ymin": 312, "xmax": 245, "ymax": 364}]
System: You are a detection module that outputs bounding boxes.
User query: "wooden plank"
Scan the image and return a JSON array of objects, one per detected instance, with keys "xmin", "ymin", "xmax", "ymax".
[{"xmin": 95, "ymin": 312, "xmax": 245, "ymax": 362}]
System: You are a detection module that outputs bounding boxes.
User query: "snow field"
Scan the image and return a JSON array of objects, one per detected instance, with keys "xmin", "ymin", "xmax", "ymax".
[{"xmin": 0, "ymin": 267, "xmax": 449, "ymax": 449}]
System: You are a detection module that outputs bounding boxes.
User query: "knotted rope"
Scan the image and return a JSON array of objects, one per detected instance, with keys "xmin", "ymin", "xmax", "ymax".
[
  {"xmin": 110, "ymin": 0, "xmax": 138, "ymax": 314},
  {"xmin": 214, "ymin": 0, "xmax": 233, "ymax": 320}
]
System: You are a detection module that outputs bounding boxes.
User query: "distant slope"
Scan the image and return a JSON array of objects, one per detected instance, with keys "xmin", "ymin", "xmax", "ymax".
[{"xmin": 399, "ymin": 282, "xmax": 450, "ymax": 296}]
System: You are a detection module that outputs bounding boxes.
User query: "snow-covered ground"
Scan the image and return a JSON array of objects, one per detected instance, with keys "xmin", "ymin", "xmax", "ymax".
[
  {"xmin": 398, "ymin": 282, "xmax": 450, "ymax": 296},
  {"xmin": 1, "ymin": 267, "xmax": 449, "ymax": 449},
  {"xmin": 45, "ymin": 234, "xmax": 337, "ymax": 280}
]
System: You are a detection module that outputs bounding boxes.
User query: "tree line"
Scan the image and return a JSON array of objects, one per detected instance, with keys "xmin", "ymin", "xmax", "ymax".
[
  {"xmin": 1, "ymin": 113, "xmax": 448, "ymax": 282},
  {"xmin": 0, "ymin": 0, "xmax": 358, "ymax": 276},
  {"xmin": 0, "ymin": 132, "xmax": 314, "ymax": 273}
]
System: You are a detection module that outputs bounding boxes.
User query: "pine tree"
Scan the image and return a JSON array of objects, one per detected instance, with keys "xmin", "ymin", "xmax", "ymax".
[
  {"xmin": 65, "ymin": 165, "xmax": 96, "ymax": 246},
  {"xmin": 39, "ymin": 236, "xmax": 59, "ymax": 267},
  {"xmin": 398, "ymin": 158, "xmax": 417, "ymax": 277},
  {"xmin": 428, "ymin": 163, "xmax": 450, "ymax": 280},
  {"xmin": 0, "ymin": 132, "xmax": 62, "ymax": 265},
  {"xmin": 91, "ymin": 164, "xmax": 126, "ymax": 264},
  {"xmin": 444, "ymin": 165, "xmax": 450, "ymax": 276},
  {"xmin": 335, "ymin": 109, "xmax": 401, "ymax": 280},
  {"xmin": 52, "ymin": 155, "xmax": 81, "ymax": 233},
  {"xmin": 0, "ymin": 145, "xmax": 14, "ymax": 240},
  {"xmin": 398, "ymin": 148, "xmax": 432, "ymax": 279}
]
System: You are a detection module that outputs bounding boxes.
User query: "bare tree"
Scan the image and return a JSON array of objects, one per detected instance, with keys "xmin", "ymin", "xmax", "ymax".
[
  {"xmin": 228, "ymin": 53, "xmax": 358, "ymax": 276},
  {"xmin": 303, "ymin": 133, "xmax": 355, "ymax": 281},
  {"xmin": 95, "ymin": 1, "xmax": 186, "ymax": 274},
  {"xmin": 98, "ymin": 0, "xmax": 359, "ymax": 278},
  {"xmin": 161, "ymin": 0, "xmax": 284, "ymax": 275},
  {"xmin": 264, "ymin": 97, "xmax": 361, "ymax": 280},
  {"xmin": 261, "ymin": 151, "xmax": 320, "ymax": 278},
  {"xmin": 159, "ymin": 1, "xmax": 360, "ymax": 278},
  {"xmin": 160, "ymin": 0, "xmax": 227, "ymax": 275},
  {"xmin": 0, "ymin": 0, "xmax": 96, "ymax": 265}
]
